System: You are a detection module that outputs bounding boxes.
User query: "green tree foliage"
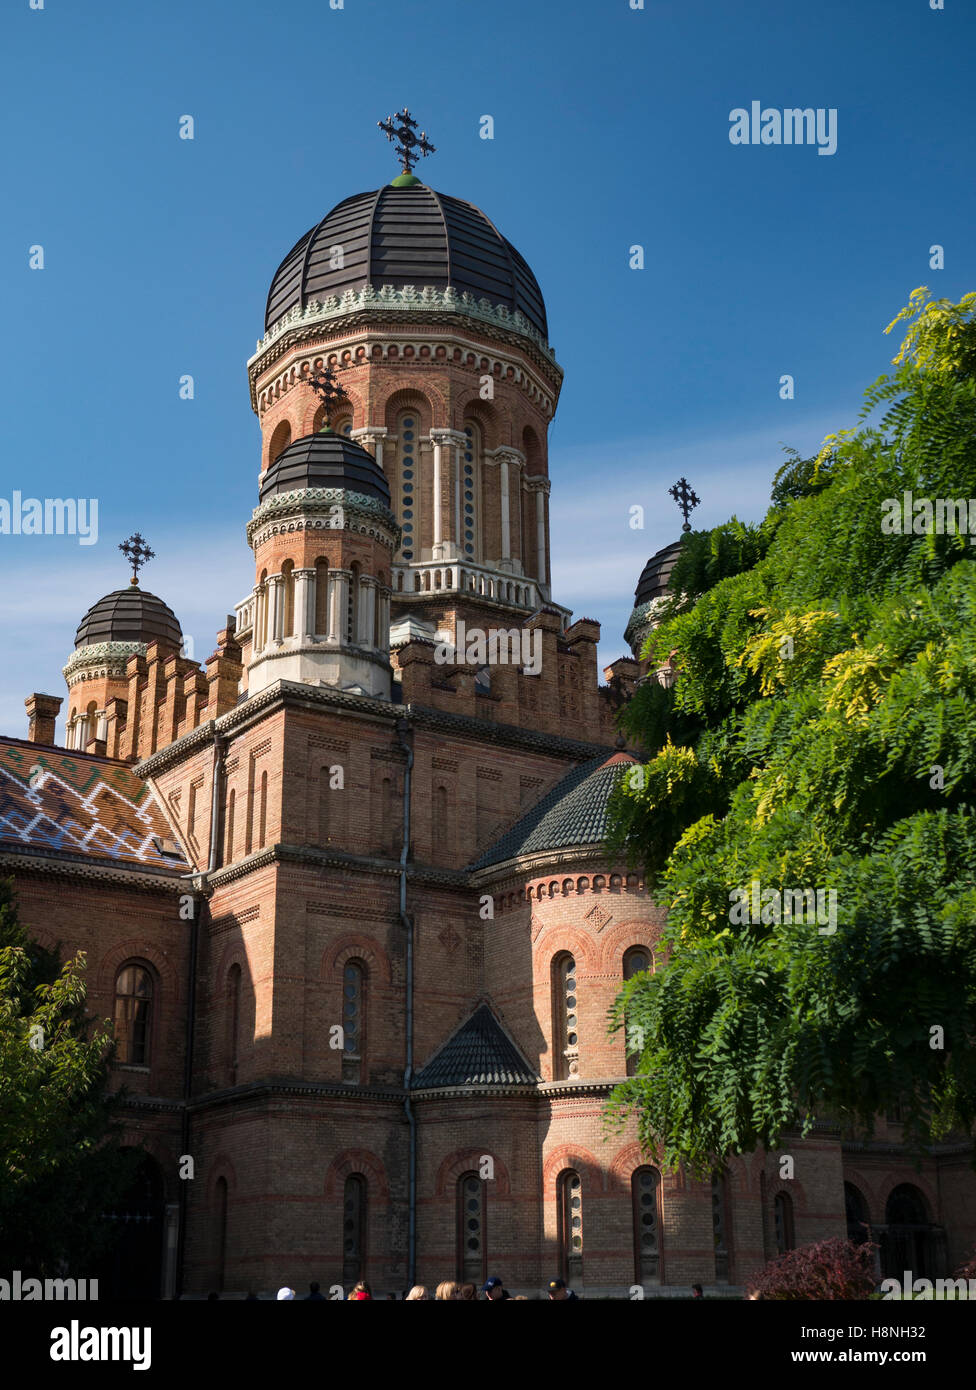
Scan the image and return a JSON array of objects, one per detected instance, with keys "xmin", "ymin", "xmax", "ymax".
[
  {"xmin": 607, "ymin": 290, "xmax": 976, "ymax": 1176},
  {"xmin": 0, "ymin": 879, "xmax": 140, "ymax": 1273}
]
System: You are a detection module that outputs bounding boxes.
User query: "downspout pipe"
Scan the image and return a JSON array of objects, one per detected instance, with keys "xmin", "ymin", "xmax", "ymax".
[
  {"xmin": 176, "ymin": 727, "xmax": 226, "ymax": 1296},
  {"xmin": 394, "ymin": 717, "xmax": 416, "ymax": 1287}
]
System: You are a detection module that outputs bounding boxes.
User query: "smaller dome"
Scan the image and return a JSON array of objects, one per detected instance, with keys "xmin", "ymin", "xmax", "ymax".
[
  {"xmin": 74, "ymin": 587, "xmax": 182, "ymax": 651},
  {"xmin": 260, "ymin": 431, "xmax": 391, "ymax": 506},
  {"xmin": 634, "ymin": 539, "xmax": 683, "ymax": 606}
]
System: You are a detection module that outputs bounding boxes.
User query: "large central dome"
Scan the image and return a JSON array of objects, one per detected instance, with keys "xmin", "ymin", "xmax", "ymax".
[{"xmin": 264, "ymin": 183, "xmax": 548, "ymax": 340}]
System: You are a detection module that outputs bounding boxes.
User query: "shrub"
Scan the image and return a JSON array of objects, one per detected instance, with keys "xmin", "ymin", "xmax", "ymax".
[{"xmin": 747, "ymin": 1237, "xmax": 878, "ymax": 1301}]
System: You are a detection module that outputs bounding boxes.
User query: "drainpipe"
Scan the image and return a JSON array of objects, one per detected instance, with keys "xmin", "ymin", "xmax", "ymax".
[
  {"xmin": 176, "ymin": 728, "xmax": 225, "ymax": 1296},
  {"xmin": 394, "ymin": 717, "xmax": 416, "ymax": 1286}
]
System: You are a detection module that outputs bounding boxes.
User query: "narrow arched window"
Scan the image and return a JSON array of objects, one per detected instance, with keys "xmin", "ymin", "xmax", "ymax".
[
  {"xmin": 457, "ymin": 1172, "xmax": 487, "ymax": 1285},
  {"xmin": 461, "ymin": 422, "xmax": 481, "ymax": 560},
  {"xmin": 551, "ymin": 953, "xmax": 578, "ymax": 1080},
  {"xmin": 258, "ymin": 771, "xmax": 268, "ymax": 849},
  {"xmin": 314, "ymin": 558, "xmax": 330, "ymax": 636},
  {"xmin": 224, "ymin": 788, "xmax": 235, "ymax": 864},
  {"xmin": 622, "ymin": 946, "xmax": 651, "ymax": 1077},
  {"xmin": 774, "ymin": 1192, "xmax": 795, "ymax": 1255},
  {"xmin": 348, "ymin": 562, "xmax": 361, "ymax": 644},
  {"xmin": 397, "ymin": 412, "xmax": 418, "ymax": 561},
  {"xmin": 268, "ymin": 419, "xmax": 291, "ymax": 467},
  {"xmin": 227, "ymin": 964, "xmax": 241, "ymax": 1085},
  {"xmin": 320, "ymin": 766, "xmax": 333, "ymax": 845},
  {"xmin": 845, "ymin": 1182, "xmax": 870, "ymax": 1246},
  {"xmin": 341, "ymin": 960, "xmax": 365, "ymax": 1084},
  {"xmin": 342, "ymin": 1174, "xmax": 367, "ymax": 1285},
  {"xmin": 114, "ymin": 963, "xmax": 153, "ymax": 1065},
  {"xmin": 632, "ymin": 1167, "xmax": 662, "ymax": 1284},
  {"xmin": 557, "ymin": 1169, "xmax": 583, "ymax": 1287},
  {"xmin": 187, "ymin": 781, "xmax": 197, "ymax": 841},
  {"xmin": 281, "ymin": 559, "xmax": 295, "ymax": 638},
  {"xmin": 433, "ymin": 784, "xmax": 449, "ymax": 852}
]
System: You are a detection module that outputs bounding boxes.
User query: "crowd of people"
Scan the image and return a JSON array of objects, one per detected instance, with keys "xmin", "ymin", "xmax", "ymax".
[{"xmin": 253, "ymin": 1276, "xmax": 581, "ymax": 1301}]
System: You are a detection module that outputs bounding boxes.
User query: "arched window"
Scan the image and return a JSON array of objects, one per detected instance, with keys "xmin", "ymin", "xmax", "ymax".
[
  {"xmin": 314, "ymin": 558, "xmax": 330, "ymax": 636},
  {"xmin": 845, "ymin": 1182, "xmax": 870, "ymax": 1246},
  {"xmin": 319, "ymin": 767, "xmax": 333, "ymax": 846},
  {"xmin": 774, "ymin": 1192, "xmax": 795, "ymax": 1255},
  {"xmin": 461, "ymin": 422, "xmax": 481, "ymax": 560},
  {"xmin": 557, "ymin": 1169, "xmax": 583, "ymax": 1287},
  {"xmin": 281, "ymin": 559, "xmax": 295, "ymax": 638},
  {"xmin": 712, "ymin": 1172, "xmax": 730, "ymax": 1282},
  {"xmin": 632, "ymin": 1167, "xmax": 662, "ymax": 1284},
  {"xmin": 224, "ymin": 788, "xmax": 235, "ymax": 864},
  {"xmin": 227, "ymin": 964, "xmax": 241, "ymax": 1085},
  {"xmin": 258, "ymin": 771, "xmax": 268, "ymax": 849},
  {"xmin": 433, "ymin": 784, "xmax": 449, "ymax": 852},
  {"xmin": 114, "ymin": 963, "xmax": 153, "ymax": 1065},
  {"xmin": 883, "ymin": 1183, "xmax": 933, "ymax": 1280},
  {"xmin": 341, "ymin": 960, "xmax": 365, "ymax": 1084},
  {"xmin": 268, "ymin": 419, "xmax": 291, "ymax": 467},
  {"xmin": 215, "ymin": 1176, "xmax": 228, "ymax": 1291},
  {"xmin": 348, "ymin": 562, "xmax": 361, "ymax": 644},
  {"xmin": 457, "ymin": 1172, "xmax": 487, "ymax": 1285},
  {"xmin": 622, "ymin": 947, "xmax": 651, "ymax": 1077},
  {"xmin": 397, "ymin": 412, "xmax": 419, "ymax": 561},
  {"xmin": 551, "ymin": 953, "xmax": 578, "ymax": 1080},
  {"xmin": 342, "ymin": 1174, "xmax": 366, "ymax": 1285}
]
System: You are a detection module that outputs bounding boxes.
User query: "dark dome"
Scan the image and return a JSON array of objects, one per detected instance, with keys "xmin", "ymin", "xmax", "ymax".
[
  {"xmin": 74, "ymin": 587, "xmax": 182, "ymax": 651},
  {"xmin": 260, "ymin": 430, "xmax": 391, "ymax": 507},
  {"xmin": 635, "ymin": 539, "xmax": 683, "ymax": 605},
  {"xmin": 265, "ymin": 183, "xmax": 548, "ymax": 339}
]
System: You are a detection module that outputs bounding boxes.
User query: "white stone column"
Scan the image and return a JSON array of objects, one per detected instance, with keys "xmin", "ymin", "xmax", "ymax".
[
  {"xmin": 500, "ymin": 454, "xmax": 511, "ymax": 561},
  {"xmin": 351, "ymin": 426, "xmax": 388, "ymax": 474},
  {"xmin": 359, "ymin": 576, "xmax": 377, "ymax": 647},
  {"xmin": 378, "ymin": 587, "xmax": 391, "ymax": 649},
  {"xmin": 254, "ymin": 585, "xmax": 267, "ymax": 653},
  {"xmin": 330, "ymin": 569, "xmax": 351, "ymax": 643},
  {"xmin": 96, "ymin": 710, "xmax": 108, "ymax": 742},
  {"xmin": 294, "ymin": 568, "xmax": 315, "ymax": 639}
]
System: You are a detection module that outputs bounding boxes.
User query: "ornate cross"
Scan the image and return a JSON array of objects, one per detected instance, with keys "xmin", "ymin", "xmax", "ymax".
[
  {"xmin": 668, "ymin": 477, "xmax": 701, "ymax": 532},
  {"xmin": 378, "ymin": 107, "xmax": 435, "ymax": 175},
  {"xmin": 305, "ymin": 364, "xmax": 346, "ymax": 428},
  {"xmin": 118, "ymin": 532, "xmax": 155, "ymax": 586}
]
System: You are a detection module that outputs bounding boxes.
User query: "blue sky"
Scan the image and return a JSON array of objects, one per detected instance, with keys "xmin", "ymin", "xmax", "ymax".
[{"xmin": 1, "ymin": 0, "xmax": 974, "ymax": 737}]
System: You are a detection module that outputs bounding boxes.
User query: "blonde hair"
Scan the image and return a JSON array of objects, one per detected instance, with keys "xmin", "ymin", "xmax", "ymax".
[
  {"xmin": 434, "ymin": 1281, "xmax": 459, "ymax": 1300},
  {"xmin": 405, "ymin": 1285, "xmax": 428, "ymax": 1300}
]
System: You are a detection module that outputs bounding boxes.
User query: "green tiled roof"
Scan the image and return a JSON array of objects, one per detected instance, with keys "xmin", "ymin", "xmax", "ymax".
[
  {"xmin": 413, "ymin": 1004, "xmax": 539, "ymax": 1089},
  {"xmin": 469, "ymin": 753, "xmax": 636, "ymax": 872}
]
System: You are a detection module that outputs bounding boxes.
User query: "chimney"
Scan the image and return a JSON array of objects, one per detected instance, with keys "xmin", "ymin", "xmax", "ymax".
[{"xmin": 25, "ymin": 693, "xmax": 63, "ymax": 746}]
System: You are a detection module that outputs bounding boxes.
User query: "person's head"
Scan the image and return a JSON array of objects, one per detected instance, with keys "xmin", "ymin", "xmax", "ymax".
[
  {"xmin": 405, "ymin": 1285, "xmax": 428, "ymax": 1301},
  {"xmin": 276, "ymin": 1287, "xmax": 295, "ymax": 1301},
  {"xmin": 548, "ymin": 1278, "xmax": 570, "ymax": 1300},
  {"xmin": 482, "ymin": 1276, "xmax": 505, "ymax": 1300},
  {"xmin": 457, "ymin": 1282, "xmax": 478, "ymax": 1301},
  {"xmin": 691, "ymin": 1283, "xmax": 703, "ymax": 1299},
  {"xmin": 350, "ymin": 1280, "xmax": 372, "ymax": 1299},
  {"xmin": 309, "ymin": 1281, "xmax": 320, "ymax": 1294},
  {"xmin": 435, "ymin": 1280, "xmax": 459, "ymax": 1300}
]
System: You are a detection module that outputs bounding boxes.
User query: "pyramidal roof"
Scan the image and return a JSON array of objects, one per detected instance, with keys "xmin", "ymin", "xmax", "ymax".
[
  {"xmin": 468, "ymin": 751, "xmax": 637, "ymax": 872},
  {"xmin": 413, "ymin": 1003, "xmax": 539, "ymax": 1089}
]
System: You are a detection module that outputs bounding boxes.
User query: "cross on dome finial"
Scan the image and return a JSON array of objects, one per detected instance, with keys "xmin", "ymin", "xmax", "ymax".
[
  {"xmin": 119, "ymin": 532, "xmax": 155, "ymax": 586},
  {"xmin": 304, "ymin": 364, "xmax": 346, "ymax": 430},
  {"xmin": 378, "ymin": 107, "xmax": 435, "ymax": 176},
  {"xmin": 668, "ymin": 477, "xmax": 701, "ymax": 532}
]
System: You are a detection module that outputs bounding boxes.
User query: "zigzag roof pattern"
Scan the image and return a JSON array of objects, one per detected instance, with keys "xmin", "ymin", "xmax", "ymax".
[{"xmin": 0, "ymin": 739, "xmax": 186, "ymax": 872}]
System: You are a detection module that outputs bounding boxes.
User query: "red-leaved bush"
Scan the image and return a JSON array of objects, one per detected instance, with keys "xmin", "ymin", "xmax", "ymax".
[
  {"xmin": 747, "ymin": 1238, "xmax": 878, "ymax": 1301},
  {"xmin": 953, "ymin": 1247, "xmax": 976, "ymax": 1281}
]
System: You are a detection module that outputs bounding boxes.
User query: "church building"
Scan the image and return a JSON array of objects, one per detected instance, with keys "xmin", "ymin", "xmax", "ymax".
[{"xmin": 2, "ymin": 112, "xmax": 972, "ymax": 1298}]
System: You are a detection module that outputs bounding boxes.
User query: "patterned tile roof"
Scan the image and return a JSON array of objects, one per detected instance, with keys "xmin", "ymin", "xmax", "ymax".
[
  {"xmin": 0, "ymin": 739, "xmax": 186, "ymax": 872},
  {"xmin": 413, "ymin": 1003, "xmax": 539, "ymax": 1089},
  {"xmin": 468, "ymin": 752, "xmax": 637, "ymax": 872}
]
